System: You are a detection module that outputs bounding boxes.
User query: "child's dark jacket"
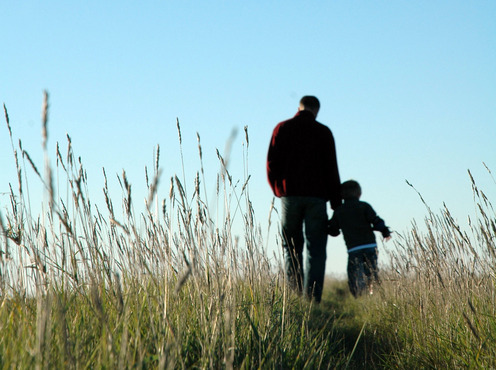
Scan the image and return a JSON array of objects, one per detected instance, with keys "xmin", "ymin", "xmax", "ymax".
[{"xmin": 328, "ymin": 199, "xmax": 390, "ymax": 250}]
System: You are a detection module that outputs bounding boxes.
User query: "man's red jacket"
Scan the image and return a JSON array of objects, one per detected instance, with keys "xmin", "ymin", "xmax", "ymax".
[{"xmin": 266, "ymin": 110, "xmax": 342, "ymax": 210}]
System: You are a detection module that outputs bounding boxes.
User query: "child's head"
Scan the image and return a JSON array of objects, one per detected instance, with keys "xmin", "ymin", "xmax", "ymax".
[{"xmin": 341, "ymin": 180, "xmax": 362, "ymax": 200}]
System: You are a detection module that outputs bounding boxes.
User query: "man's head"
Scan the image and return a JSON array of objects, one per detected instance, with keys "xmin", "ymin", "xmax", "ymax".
[
  {"xmin": 299, "ymin": 96, "xmax": 320, "ymax": 117},
  {"xmin": 341, "ymin": 180, "xmax": 362, "ymax": 200}
]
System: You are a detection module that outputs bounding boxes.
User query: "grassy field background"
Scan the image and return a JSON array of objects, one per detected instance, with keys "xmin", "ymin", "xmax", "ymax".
[{"xmin": 1, "ymin": 96, "xmax": 495, "ymax": 368}]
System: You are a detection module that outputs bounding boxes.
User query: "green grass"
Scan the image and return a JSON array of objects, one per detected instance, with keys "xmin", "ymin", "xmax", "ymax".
[{"xmin": 1, "ymin": 95, "xmax": 495, "ymax": 368}]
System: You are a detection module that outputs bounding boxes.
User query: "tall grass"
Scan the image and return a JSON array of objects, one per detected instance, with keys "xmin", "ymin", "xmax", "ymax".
[
  {"xmin": 0, "ymin": 94, "xmax": 347, "ymax": 368},
  {"xmin": 365, "ymin": 174, "xmax": 496, "ymax": 368},
  {"xmin": 1, "ymin": 94, "xmax": 495, "ymax": 368}
]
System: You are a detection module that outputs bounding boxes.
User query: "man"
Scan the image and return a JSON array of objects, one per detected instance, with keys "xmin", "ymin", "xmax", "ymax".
[{"xmin": 267, "ymin": 96, "xmax": 341, "ymax": 302}]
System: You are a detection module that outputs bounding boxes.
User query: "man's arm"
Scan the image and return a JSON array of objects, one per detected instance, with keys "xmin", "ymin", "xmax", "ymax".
[
  {"xmin": 266, "ymin": 125, "xmax": 285, "ymax": 197},
  {"xmin": 327, "ymin": 131, "xmax": 342, "ymax": 210},
  {"xmin": 327, "ymin": 213, "xmax": 341, "ymax": 236}
]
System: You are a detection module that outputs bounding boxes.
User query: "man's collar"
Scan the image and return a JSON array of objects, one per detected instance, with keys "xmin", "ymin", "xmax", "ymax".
[{"xmin": 295, "ymin": 110, "xmax": 316, "ymax": 119}]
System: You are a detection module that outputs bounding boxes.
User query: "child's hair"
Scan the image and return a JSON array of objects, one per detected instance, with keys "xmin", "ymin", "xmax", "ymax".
[{"xmin": 341, "ymin": 180, "xmax": 362, "ymax": 200}]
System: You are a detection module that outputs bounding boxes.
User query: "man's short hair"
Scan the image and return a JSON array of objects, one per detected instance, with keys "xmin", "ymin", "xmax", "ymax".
[
  {"xmin": 299, "ymin": 96, "xmax": 320, "ymax": 112},
  {"xmin": 341, "ymin": 180, "xmax": 362, "ymax": 200}
]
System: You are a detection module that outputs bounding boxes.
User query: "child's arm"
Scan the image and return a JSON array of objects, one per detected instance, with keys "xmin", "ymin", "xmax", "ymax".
[
  {"xmin": 372, "ymin": 216, "xmax": 392, "ymax": 239},
  {"xmin": 365, "ymin": 203, "xmax": 392, "ymax": 239}
]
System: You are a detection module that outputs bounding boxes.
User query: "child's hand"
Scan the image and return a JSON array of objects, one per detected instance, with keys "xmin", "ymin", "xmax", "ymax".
[
  {"xmin": 327, "ymin": 219, "xmax": 340, "ymax": 236},
  {"xmin": 384, "ymin": 236, "xmax": 392, "ymax": 242},
  {"xmin": 381, "ymin": 227, "xmax": 391, "ymax": 239}
]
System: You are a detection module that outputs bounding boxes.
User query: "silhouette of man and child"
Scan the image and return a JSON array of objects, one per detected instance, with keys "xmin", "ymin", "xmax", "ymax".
[{"xmin": 267, "ymin": 95, "xmax": 391, "ymax": 302}]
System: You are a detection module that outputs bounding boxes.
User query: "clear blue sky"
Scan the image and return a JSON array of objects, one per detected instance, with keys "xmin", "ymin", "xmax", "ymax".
[{"xmin": 1, "ymin": 1, "xmax": 495, "ymax": 275}]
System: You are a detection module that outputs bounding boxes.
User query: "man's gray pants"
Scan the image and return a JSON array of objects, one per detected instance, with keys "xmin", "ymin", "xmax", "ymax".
[{"xmin": 281, "ymin": 196, "xmax": 328, "ymax": 303}]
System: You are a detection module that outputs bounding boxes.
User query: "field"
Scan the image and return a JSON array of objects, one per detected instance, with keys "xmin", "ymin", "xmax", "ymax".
[{"xmin": 1, "ymin": 95, "xmax": 495, "ymax": 368}]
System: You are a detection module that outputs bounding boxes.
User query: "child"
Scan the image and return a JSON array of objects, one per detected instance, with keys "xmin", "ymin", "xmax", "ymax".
[{"xmin": 328, "ymin": 180, "xmax": 391, "ymax": 297}]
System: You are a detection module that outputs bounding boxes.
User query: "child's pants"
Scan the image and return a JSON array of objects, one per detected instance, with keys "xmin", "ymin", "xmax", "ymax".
[{"xmin": 347, "ymin": 247, "xmax": 379, "ymax": 297}]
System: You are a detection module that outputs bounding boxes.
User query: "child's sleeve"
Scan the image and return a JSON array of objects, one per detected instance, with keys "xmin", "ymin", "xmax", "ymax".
[
  {"xmin": 327, "ymin": 213, "xmax": 340, "ymax": 236},
  {"xmin": 372, "ymin": 216, "xmax": 391, "ymax": 238},
  {"xmin": 365, "ymin": 203, "xmax": 391, "ymax": 238}
]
